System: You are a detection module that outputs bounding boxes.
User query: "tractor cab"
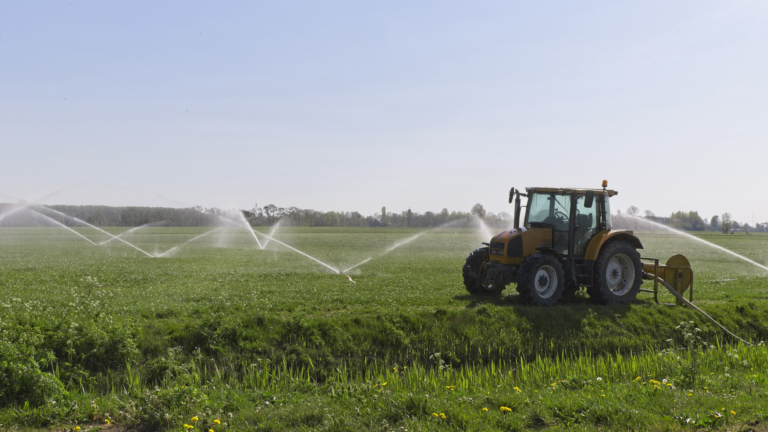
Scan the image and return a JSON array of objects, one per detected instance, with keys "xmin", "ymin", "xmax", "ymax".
[{"xmin": 523, "ymin": 187, "xmax": 612, "ymax": 258}]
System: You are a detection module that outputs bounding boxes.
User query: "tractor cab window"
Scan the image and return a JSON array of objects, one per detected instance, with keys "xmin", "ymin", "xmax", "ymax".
[{"xmin": 525, "ymin": 193, "xmax": 570, "ymax": 254}]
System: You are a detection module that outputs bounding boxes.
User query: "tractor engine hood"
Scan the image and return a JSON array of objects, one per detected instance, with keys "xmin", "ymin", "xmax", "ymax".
[{"xmin": 488, "ymin": 226, "xmax": 553, "ymax": 264}]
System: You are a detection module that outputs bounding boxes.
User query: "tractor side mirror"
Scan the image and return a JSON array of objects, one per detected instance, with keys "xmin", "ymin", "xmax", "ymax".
[
  {"xmin": 584, "ymin": 190, "xmax": 594, "ymax": 208},
  {"xmin": 508, "ymin": 187, "xmax": 515, "ymax": 204}
]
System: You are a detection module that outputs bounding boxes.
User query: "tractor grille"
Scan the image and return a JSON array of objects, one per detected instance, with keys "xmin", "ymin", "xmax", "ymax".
[
  {"xmin": 507, "ymin": 236, "xmax": 523, "ymax": 257},
  {"xmin": 490, "ymin": 242, "xmax": 505, "ymax": 256}
]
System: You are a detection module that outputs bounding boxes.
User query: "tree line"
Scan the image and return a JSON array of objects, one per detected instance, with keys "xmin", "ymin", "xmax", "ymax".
[
  {"xmin": 0, "ymin": 203, "xmax": 511, "ymax": 228},
  {"xmin": 618, "ymin": 206, "xmax": 767, "ymax": 233}
]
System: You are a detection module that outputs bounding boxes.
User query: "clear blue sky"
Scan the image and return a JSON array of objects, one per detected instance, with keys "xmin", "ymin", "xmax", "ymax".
[{"xmin": 1, "ymin": 1, "xmax": 766, "ymax": 223}]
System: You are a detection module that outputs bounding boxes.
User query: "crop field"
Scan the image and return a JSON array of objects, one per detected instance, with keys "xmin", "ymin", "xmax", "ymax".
[{"xmin": 2, "ymin": 227, "xmax": 768, "ymax": 431}]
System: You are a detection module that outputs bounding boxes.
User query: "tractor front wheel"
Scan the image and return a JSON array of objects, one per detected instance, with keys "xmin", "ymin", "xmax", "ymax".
[
  {"xmin": 462, "ymin": 247, "xmax": 503, "ymax": 296},
  {"xmin": 516, "ymin": 253, "xmax": 565, "ymax": 306},
  {"xmin": 588, "ymin": 240, "xmax": 643, "ymax": 305}
]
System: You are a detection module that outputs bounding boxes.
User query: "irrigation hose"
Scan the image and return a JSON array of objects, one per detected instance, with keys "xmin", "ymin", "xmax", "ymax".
[{"xmin": 647, "ymin": 274, "xmax": 751, "ymax": 346}]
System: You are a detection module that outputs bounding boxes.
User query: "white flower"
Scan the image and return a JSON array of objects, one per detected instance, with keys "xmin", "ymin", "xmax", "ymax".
[
  {"xmin": 596, "ymin": 377, "xmax": 603, "ymax": 382},
  {"xmin": 662, "ymin": 379, "xmax": 668, "ymax": 384}
]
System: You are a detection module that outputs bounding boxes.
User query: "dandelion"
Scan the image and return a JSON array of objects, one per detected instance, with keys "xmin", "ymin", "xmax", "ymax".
[
  {"xmin": 482, "ymin": 407, "xmax": 488, "ymax": 412},
  {"xmin": 687, "ymin": 393, "xmax": 693, "ymax": 396},
  {"xmin": 513, "ymin": 386, "xmax": 521, "ymax": 393},
  {"xmin": 214, "ymin": 420, "xmax": 221, "ymax": 425},
  {"xmin": 382, "ymin": 382, "xmax": 387, "ymax": 386},
  {"xmin": 500, "ymin": 406, "xmax": 512, "ymax": 412},
  {"xmin": 209, "ymin": 430, "xmax": 214, "ymax": 432},
  {"xmin": 184, "ymin": 425, "xmax": 194, "ymax": 430},
  {"xmin": 75, "ymin": 428, "xmax": 80, "ymax": 431},
  {"xmin": 432, "ymin": 413, "xmax": 438, "ymax": 417},
  {"xmin": 440, "ymin": 413, "xmax": 446, "ymax": 419},
  {"xmin": 192, "ymin": 416, "xmax": 199, "ymax": 422},
  {"xmin": 596, "ymin": 377, "xmax": 602, "ymax": 381},
  {"xmin": 635, "ymin": 376, "xmax": 642, "ymax": 381},
  {"xmin": 731, "ymin": 411, "xmax": 736, "ymax": 416},
  {"xmin": 105, "ymin": 420, "xmax": 110, "ymax": 425}
]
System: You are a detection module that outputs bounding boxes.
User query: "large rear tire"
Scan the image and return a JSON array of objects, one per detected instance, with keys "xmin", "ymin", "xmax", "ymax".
[
  {"xmin": 516, "ymin": 253, "xmax": 565, "ymax": 306},
  {"xmin": 588, "ymin": 240, "xmax": 643, "ymax": 305},
  {"xmin": 462, "ymin": 247, "xmax": 504, "ymax": 296}
]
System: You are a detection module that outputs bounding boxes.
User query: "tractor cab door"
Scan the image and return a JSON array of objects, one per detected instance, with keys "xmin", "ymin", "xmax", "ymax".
[
  {"xmin": 574, "ymin": 194, "xmax": 600, "ymax": 257},
  {"xmin": 526, "ymin": 193, "xmax": 571, "ymax": 254}
]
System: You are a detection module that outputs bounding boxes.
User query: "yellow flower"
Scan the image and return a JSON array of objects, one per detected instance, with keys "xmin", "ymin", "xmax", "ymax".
[
  {"xmin": 731, "ymin": 411, "xmax": 736, "ymax": 416},
  {"xmin": 513, "ymin": 386, "xmax": 521, "ymax": 393},
  {"xmin": 382, "ymin": 382, "xmax": 387, "ymax": 386},
  {"xmin": 500, "ymin": 406, "xmax": 512, "ymax": 412},
  {"xmin": 635, "ymin": 376, "xmax": 642, "ymax": 381},
  {"xmin": 184, "ymin": 425, "xmax": 193, "ymax": 430},
  {"xmin": 192, "ymin": 416, "xmax": 199, "ymax": 422},
  {"xmin": 209, "ymin": 430, "xmax": 214, "ymax": 432},
  {"xmin": 75, "ymin": 428, "xmax": 80, "ymax": 431},
  {"xmin": 105, "ymin": 420, "xmax": 110, "ymax": 425},
  {"xmin": 432, "ymin": 413, "xmax": 438, "ymax": 417},
  {"xmin": 440, "ymin": 413, "xmax": 446, "ymax": 419},
  {"xmin": 482, "ymin": 407, "xmax": 488, "ymax": 412},
  {"xmin": 214, "ymin": 419, "xmax": 221, "ymax": 425}
]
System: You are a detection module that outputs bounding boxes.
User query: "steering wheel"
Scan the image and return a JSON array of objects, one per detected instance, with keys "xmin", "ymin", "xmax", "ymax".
[{"xmin": 543, "ymin": 211, "xmax": 568, "ymax": 229}]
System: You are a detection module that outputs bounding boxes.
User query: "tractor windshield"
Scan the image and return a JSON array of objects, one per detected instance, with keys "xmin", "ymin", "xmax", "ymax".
[{"xmin": 525, "ymin": 193, "xmax": 570, "ymax": 231}]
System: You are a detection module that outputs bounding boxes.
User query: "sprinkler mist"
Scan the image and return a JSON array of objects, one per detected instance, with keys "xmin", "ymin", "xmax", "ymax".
[
  {"xmin": 628, "ymin": 215, "xmax": 768, "ymax": 273},
  {"xmin": 473, "ymin": 215, "xmax": 494, "ymax": 241},
  {"xmin": 230, "ymin": 210, "xmax": 264, "ymax": 249},
  {"xmin": 28, "ymin": 209, "xmax": 97, "ymax": 245},
  {"xmin": 0, "ymin": 189, "xmax": 62, "ymax": 224},
  {"xmin": 156, "ymin": 227, "xmax": 224, "ymax": 258},
  {"xmin": 260, "ymin": 219, "xmax": 282, "ymax": 249},
  {"xmin": 36, "ymin": 206, "xmax": 155, "ymax": 258}
]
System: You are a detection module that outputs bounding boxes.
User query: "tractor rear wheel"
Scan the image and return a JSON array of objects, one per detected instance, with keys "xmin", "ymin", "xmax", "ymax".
[
  {"xmin": 588, "ymin": 240, "xmax": 643, "ymax": 305},
  {"xmin": 462, "ymin": 247, "xmax": 503, "ymax": 296},
  {"xmin": 516, "ymin": 253, "xmax": 565, "ymax": 306}
]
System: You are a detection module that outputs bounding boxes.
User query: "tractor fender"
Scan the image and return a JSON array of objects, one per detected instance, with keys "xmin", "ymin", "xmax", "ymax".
[
  {"xmin": 584, "ymin": 230, "xmax": 643, "ymax": 261},
  {"xmin": 535, "ymin": 246, "xmax": 563, "ymax": 260}
]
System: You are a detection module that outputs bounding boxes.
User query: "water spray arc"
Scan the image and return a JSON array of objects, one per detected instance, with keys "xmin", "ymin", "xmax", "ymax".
[
  {"xmin": 340, "ymin": 218, "xmax": 470, "ymax": 274},
  {"xmin": 251, "ymin": 230, "xmax": 340, "ymax": 274},
  {"xmin": 629, "ymin": 216, "xmax": 768, "ymax": 273},
  {"xmin": 28, "ymin": 210, "xmax": 97, "ymax": 245},
  {"xmin": 99, "ymin": 221, "xmax": 163, "ymax": 246},
  {"xmin": 156, "ymin": 227, "xmax": 224, "ymax": 258},
  {"xmin": 36, "ymin": 206, "xmax": 155, "ymax": 258}
]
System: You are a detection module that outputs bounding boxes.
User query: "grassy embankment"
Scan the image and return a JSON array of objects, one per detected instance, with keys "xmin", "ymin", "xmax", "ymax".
[{"xmin": 1, "ymin": 227, "xmax": 767, "ymax": 430}]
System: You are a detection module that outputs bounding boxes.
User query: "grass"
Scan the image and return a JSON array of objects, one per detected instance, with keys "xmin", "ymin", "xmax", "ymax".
[{"xmin": 1, "ymin": 226, "xmax": 768, "ymax": 431}]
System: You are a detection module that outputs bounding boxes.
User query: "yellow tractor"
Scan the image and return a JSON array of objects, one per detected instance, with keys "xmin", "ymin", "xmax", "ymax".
[{"xmin": 463, "ymin": 181, "xmax": 692, "ymax": 305}]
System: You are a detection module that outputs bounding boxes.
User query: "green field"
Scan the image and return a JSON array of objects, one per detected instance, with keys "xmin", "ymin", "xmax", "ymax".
[{"xmin": 1, "ymin": 226, "xmax": 768, "ymax": 431}]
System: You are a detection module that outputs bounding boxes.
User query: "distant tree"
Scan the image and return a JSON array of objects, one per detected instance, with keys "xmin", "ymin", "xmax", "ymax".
[
  {"xmin": 721, "ymin": 213, "xmax": 732, "ymax": 234},
  {"xmin": 732, "ymin": 221, "xmax": 741, "ymax": 230},
  {"xmin": 710, "ymin": 215, "xmax": 720, "ymax": 231},
  {"xmin": 669, "ymin": 211, "xmax": 706, "ymax": 231},
  {"xmin": 644, "ymin": 210, "xmax": 655, "ymax": 218},
  {"xmin": 471, "ymin": 203, "xmax": 486, "ymax": 218},
  {"xmin": 381, "ymin": 206, "xmax": 387, "ymax": 224},
  {"xmin": 626, "ymin": 206, "xmax": 640, "ymax": 216}
]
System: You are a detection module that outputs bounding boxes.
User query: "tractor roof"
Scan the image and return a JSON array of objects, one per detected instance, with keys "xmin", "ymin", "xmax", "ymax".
[{"xmin": 526, "ymin": 187, "xmax": 618, "ymax": 197}]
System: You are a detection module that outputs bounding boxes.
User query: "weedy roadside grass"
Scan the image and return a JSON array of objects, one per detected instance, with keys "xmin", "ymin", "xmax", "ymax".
[{"xmin": 1, "ymin": 227, "xmax": 767, "ymax": 430}]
